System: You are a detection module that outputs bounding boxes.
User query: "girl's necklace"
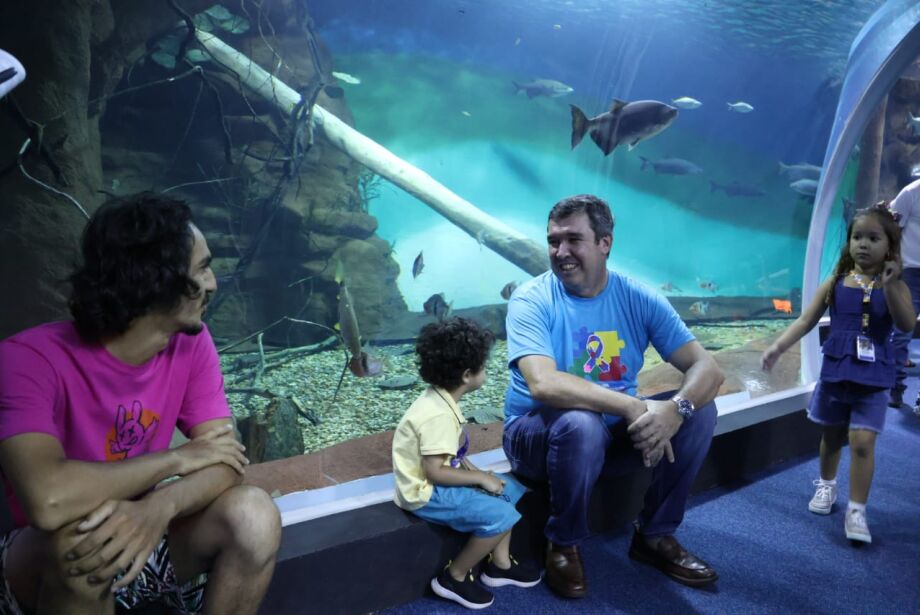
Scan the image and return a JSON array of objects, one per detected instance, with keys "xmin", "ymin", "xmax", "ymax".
[{"xmin": 849, "ymin": 270, "xmax": 879, "ymax": 295}]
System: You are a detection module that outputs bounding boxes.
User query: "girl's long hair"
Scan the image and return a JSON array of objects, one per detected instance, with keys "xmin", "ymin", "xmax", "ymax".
[{"xmin": 825, "ymin": 205, "xmax": 902, "ymax": 307}]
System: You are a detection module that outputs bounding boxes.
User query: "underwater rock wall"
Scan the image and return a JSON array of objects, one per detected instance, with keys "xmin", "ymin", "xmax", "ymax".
[{"xmin": 0, "ymin": 0, "xmax": 408, "ymax": 344}]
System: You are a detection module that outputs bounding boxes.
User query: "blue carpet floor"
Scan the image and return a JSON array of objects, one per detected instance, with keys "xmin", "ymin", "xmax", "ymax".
[{"xmin": 385, "ymin": 371, "xmax": 920, "ymax": 614}]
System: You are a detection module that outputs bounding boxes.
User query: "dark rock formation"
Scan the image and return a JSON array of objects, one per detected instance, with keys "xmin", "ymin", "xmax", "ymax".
[{"xmin": 0, "ymin": 0, "xmax": 408, "ymax": 348}]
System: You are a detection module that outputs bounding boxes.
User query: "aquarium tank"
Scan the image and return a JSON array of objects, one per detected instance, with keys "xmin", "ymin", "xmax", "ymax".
[{"xmin": 2, "ymin": 0, "xmax": 916, "ymax": 475}]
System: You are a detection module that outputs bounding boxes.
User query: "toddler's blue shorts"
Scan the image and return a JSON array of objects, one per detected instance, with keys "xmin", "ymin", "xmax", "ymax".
[
  {"xmin": 808, "ymin": 380, "xmax": 888, "ymax": 433},
  {"xmin": 411, "ymin": 473, "xmax": 526, "ymax": 537}
]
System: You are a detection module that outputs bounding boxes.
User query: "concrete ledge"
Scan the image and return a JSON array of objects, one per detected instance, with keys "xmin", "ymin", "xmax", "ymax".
[
  {"xmin": 259, "ymin": 404, "xmax": 823, "ymax": 614},
  {"xmin": 270, "ymin": 387, "xmax": 813, "ymax": 527}
]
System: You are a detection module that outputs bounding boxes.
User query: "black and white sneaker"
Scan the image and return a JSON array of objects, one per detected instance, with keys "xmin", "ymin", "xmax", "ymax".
[
  {"xmin": 480, "ymin": 555, "xmax": 542, "ymax": 588},
  {"xmin": 431, "ymin": 566, "xmax": 494, "ymax": 609}
]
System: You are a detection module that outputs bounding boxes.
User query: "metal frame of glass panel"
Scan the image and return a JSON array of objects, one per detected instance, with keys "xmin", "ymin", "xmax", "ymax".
[{"xmin": 802, "ymin": 1, "xmax": 920, "ymax": 382}]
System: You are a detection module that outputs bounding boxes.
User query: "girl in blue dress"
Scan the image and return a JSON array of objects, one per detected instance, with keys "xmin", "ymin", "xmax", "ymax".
[{"xmin": 761, "ymin": 206, "xmax": 915, "ymax": 544}]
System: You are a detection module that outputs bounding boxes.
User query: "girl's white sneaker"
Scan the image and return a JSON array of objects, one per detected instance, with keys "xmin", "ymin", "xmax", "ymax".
[
  {"xmin": 845, "ymin": 508, "xmax": 872, "ymax": 543},
  {"xmin": 808, "ymin": 480, "xmax": 837, "ymax": 515}
]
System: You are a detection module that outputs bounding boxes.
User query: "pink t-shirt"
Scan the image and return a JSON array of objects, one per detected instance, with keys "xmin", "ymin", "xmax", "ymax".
[{"xmin": 0, "ymin": 321, "xmax": 231, "ymax": 527}]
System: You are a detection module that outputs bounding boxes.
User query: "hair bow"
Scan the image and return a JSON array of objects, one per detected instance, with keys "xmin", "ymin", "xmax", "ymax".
[{"xmin": 872, "ymin": 200, "xmax": 901, "ymax": 223}]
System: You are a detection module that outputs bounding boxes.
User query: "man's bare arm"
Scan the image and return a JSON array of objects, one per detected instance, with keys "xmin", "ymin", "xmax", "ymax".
[
  {"xmin": 142, "ymin": 418, "xmax": 243, "ymax": 521},
  {"xmin": 665, "ymin": 340, "xmax": 725, "ymax": 410},
  {"xmin": 0, "ymin": 420, "xmax": 246, "ymax": 531},
  {"xmin": 628, "ymin": 341, "xmax": 725, "ymax": 465},
  {"xmin": 61, "ymin": 418, "xmax": 246, "ymax": 587},
  {"xmin": 518, "ymin": 354, "xmax": 646, "ymax": 421}
]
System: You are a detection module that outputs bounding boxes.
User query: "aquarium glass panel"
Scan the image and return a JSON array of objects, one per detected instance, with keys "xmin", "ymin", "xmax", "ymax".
[{"xmin": 0, "ymin": 0, "xmax": 895, "ymax": 477}]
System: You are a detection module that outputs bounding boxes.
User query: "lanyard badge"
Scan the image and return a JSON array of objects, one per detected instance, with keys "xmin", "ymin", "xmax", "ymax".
[{"xmin": 851, "ymin": 271, "xmax": 877, "ymax": 362}]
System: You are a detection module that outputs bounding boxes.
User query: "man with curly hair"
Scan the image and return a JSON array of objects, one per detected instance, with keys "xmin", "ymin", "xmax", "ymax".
[
  {"xmin": 0, "ymin": 193, "xmax": 281, "ymax": 615},
  {"xmin": 503, "ymin": 194, "xmax": 724, "ymax": 598},
  {"xmin": 392, "ymin": 317, "xmax": 540, "ymax": 610}
]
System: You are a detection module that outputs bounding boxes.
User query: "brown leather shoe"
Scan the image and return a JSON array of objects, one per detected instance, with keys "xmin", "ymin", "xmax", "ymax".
[
  {"xmin": 628, "ymin": 531, "xmax": 718, "ymax": 587},
  {"xmin": 545, "ymin": 542, "xmax": 587, "ymax": 598}
]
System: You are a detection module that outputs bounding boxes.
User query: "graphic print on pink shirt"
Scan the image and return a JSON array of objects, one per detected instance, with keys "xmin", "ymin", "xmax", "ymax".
[{"xmin": 106, "ymin": 400, "xmax": 160, "ymax": 461}]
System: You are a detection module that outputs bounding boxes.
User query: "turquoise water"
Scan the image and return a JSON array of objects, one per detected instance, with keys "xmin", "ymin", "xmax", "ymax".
[
  {"xmin": 370, "ymin": 138, "xmax": 807, "ymax": 309},
  {"xmin": 341, "ymin": 53, "xmax": 810, "ymax": 309},
  {"xmin": 314, "ymin": 1, "xmax": 884, "ymax": 311}
]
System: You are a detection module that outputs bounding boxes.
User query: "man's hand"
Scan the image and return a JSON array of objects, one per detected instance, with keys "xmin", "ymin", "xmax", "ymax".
[
  {"xmin": 64, "ymin": 498, "xmax": 171, "ymax": 590},
  {"xmin": 623, "ymin": 397, "xmax": 648, "ymax": 424},
  {"xmin": 173, "ymin": 423, "xmax": 248, "ymax": 476},
  {"xmin": 643, "ymin": 440, "xmax": 674, "ymax": 468},
  {"xmin": 478, "ymin": 471, "xmax": 505, "ymax": 495},
  {"xmin": 627, "ymin": 399, "xmax": 682, "ymax": 467}
]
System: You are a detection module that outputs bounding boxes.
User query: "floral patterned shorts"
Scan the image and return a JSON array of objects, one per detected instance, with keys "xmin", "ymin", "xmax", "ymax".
[{"xmin": 0, "ymin": 529, "xmax": 206, "ymax": 614}]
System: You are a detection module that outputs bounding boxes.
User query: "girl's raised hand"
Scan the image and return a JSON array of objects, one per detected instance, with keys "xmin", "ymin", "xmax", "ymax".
[
  {"xmin": 761, "ymin": 344, "xmax": 781, "ymax": 372},
  {"xmin": 882, "ymin": 259, "xmax": 902, "ymax": 286}
]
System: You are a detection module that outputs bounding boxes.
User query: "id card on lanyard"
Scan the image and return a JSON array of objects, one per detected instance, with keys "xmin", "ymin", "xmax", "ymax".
[{"xmin": 853, "ymin": 272, "xmax": 877, "ymax": 362}]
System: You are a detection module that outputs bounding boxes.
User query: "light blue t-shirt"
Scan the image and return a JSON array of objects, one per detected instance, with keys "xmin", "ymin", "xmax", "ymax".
[{"xmin": 504, "ymin": 270, "xmax": 694, "ymax": 426}]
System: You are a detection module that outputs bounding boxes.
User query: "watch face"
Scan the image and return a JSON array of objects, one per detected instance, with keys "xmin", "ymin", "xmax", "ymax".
[{"xmin": 673, "ymin": 396, "xmax": 693, "ymax": 418}]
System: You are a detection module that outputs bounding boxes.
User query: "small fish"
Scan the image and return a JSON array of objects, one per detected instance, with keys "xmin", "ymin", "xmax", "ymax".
[
  {"xmin": 689, "ymin": 300, "xmax": 710, "ymax": 316},
  {"xmin": 772, "ymin": 298, "xmax": 793, "ymax": 314},
  {"xmin": 553, "ymin": 24, "xmax": 562, "ymax": 30},
  {"xmin": 514, "ymin": 37, "xmax": 522, "ymax": 46},
  {"xmin": 908, "ymin": 112, "xmax": 920, "ymax": 137},
  {"xmin": 661, "ymin": 281, "xmax": 683, "ymax": 293},
  {"xmin": 710, "ymin": 180, "xmax": 766, "ymax": 197},
  {"xmin": 500, "ymin": 282, "xmax": 519, "ymax": 300},
  {"xmin": 671, "ymin": 96, "xmax": 702, "ymax": 110},
  {"xmin": 461, "ymin": 110, "xmax": 472, "ymax": 117},
  {"xmin": 512, "ymin": 79, "xmax": 574, "ymax": 99},
  {"xmin": 423, "ymin": 293, "xmax": 452, "ymax": 322},
  {"xmin": 570, "ymin": 99, "xmax": 678, "ymax": 156},
  {"xmin": 331, "ymin": 71, "xmax": 361, "ymax": 85},
  {"xmin": 412, "ymin": 251, "xmax": 424, "ymax": 279},
  {"xmin": 790, "ymin": 178, "xmax": 818, "ymax": 197},
  {"xmin": 697, "ymin": 278, "xmax": 718, "ymax": 292},
  {"xmin": 727, "ymin": 101, "xmax": 754, "ymax": 113}
]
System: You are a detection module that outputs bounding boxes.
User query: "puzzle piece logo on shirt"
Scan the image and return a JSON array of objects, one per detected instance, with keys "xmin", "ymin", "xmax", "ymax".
[{"xmin": 569, "ymin": 329, "xmax": 629, "ymax": 382}]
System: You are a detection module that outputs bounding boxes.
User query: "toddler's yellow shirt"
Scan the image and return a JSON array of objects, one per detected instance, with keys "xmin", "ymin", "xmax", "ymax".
[{"xmin": 392, "ymin": 386, "xmax": 466, "ymax": 510}]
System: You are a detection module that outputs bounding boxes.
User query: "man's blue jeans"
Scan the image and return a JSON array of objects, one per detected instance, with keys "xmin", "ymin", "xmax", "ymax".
[
  {"xmin": 892, "ymin": 267, "xmax": 920, "ymax": 396},
  {"xmin": 502, "ymin": 391, "xmax": 717, "ymax": 546}
]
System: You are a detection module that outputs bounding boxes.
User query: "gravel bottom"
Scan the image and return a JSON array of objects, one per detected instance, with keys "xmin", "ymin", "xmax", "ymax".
[{"xmin": 222, "ymin": 319, "xmax": 788, "ymax": 455}]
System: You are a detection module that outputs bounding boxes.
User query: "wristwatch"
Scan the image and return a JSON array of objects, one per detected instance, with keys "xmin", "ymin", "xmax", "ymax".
[{"xmin": 671, "ymin": 395, "xmax": 695, "ymax": 421}]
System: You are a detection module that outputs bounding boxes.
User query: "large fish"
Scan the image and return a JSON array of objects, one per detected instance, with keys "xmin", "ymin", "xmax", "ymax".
[
  {"xmin": 513, "ymin": 79, "xmax": 574, "ymax": 99},
  {"xmin": 710, "ymin": 180, "xmax": 766, "ymax": 197},
  {"xmin": 570, "ymin": 99, "xmax": 678, "ymax": 156},
  {"xmin": 790, "ymin": 178, "xmax": 818, "ymax": 197},
  {"xmin": 778, "ymin": 162, "xmax": 822, "ymax": 181},
  {"xmin": 335, "ymin": 265, "xmax": 382, "ymax": 378},
  {"xmin": 639, "ymin": 156, "xmax": 702, "ymax": 175}
]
